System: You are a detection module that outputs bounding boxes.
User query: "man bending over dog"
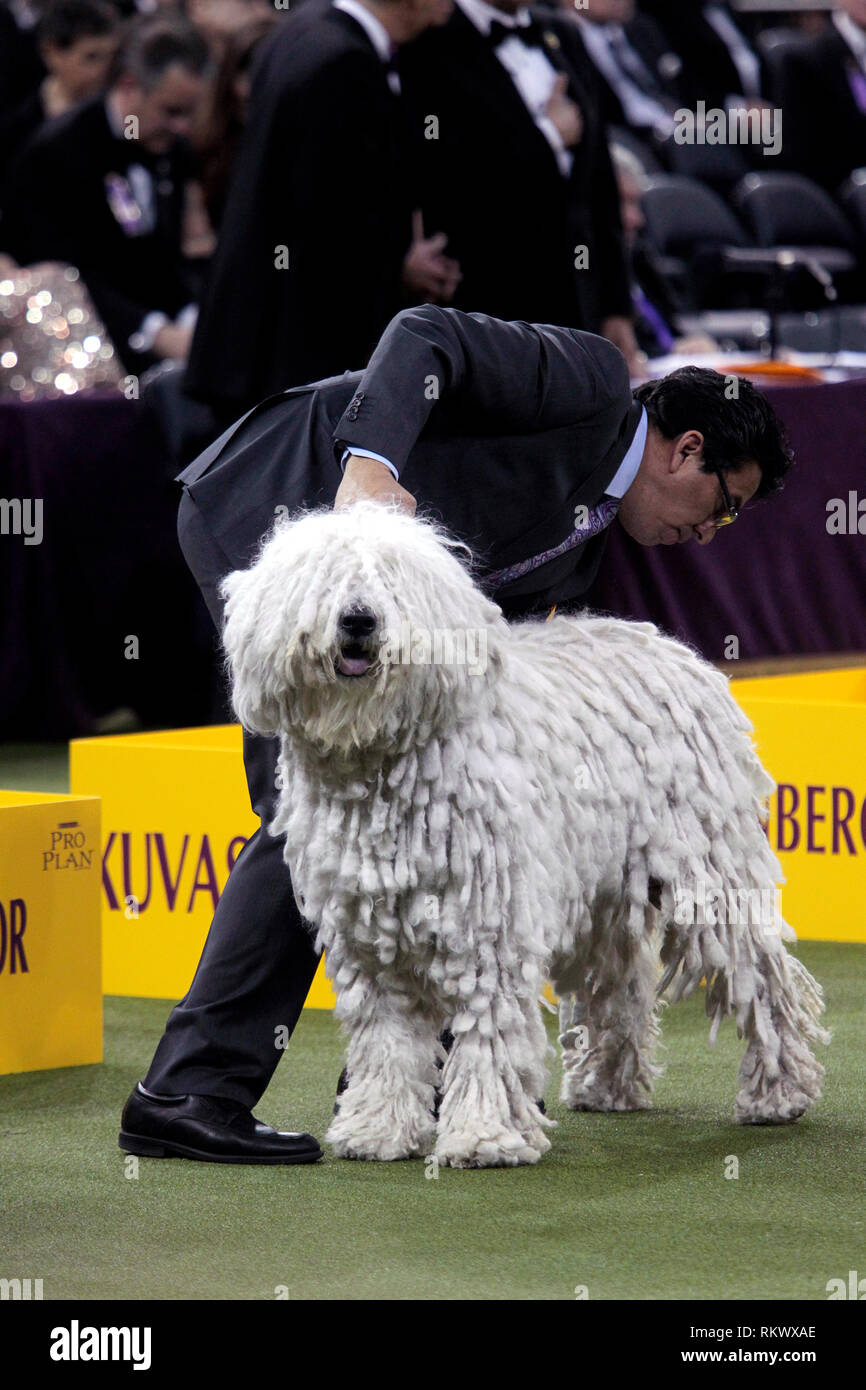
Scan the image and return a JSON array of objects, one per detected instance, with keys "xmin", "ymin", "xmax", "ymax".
[{"xmin": 119, "ymin": 306, "xmax": 792, "ymax": 1165}]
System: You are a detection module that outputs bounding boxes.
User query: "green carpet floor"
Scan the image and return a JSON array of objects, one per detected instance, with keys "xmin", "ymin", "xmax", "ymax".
[
  {"xmin": 0, "ymin": 941, "xmax": 862, "ymax": 1301},
  {"xmin": 0, "ymin": 742, "xmax": 70, "ymax": 794}
]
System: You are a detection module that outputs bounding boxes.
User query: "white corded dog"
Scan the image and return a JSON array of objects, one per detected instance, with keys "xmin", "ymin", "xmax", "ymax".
[{"xmin": 220, "ymin": 503, "xmax": 829, "ymax": 1168}]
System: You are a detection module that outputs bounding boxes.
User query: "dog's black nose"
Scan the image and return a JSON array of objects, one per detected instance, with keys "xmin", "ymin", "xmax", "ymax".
[{"xmin": 339, "ymin": 609, "xmax": 377, "ymax": 640}]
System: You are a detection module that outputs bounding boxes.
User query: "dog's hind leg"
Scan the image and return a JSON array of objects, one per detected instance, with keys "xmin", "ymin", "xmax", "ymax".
[
  {"xmin": 558, "ymin": 910, "xmax": 663, "ymax": 1113},
  {"xmin": 725, "ymin": 928, "xmax": 829, "ymax": 1126},
  {"xmin": 325, "ymin": 980, "xmax": 443, "ymax": 1161},
  {"xmin": 659, "ymin": 890, "xmax": 829, "ymax": 1125},
  {"xmin": 434, "ymin": 991, "xmax": 554, "ymax": 1169}
]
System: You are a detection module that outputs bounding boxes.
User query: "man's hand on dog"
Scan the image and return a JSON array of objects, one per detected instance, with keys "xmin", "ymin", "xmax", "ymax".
[{"xmin": 334, "ymin": 455, "xmax": 417, "ymax": 515}]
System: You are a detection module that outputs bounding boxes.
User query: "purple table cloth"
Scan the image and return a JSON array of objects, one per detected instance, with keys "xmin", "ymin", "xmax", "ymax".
[{"xmin": 0, "ymin": 391, "xmax": 210, "ymax": 738}]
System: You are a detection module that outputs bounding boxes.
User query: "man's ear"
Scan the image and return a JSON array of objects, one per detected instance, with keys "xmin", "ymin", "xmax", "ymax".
[{"xmin": 672, "ymin": 430, "xmax": 704, "ymax": 470}]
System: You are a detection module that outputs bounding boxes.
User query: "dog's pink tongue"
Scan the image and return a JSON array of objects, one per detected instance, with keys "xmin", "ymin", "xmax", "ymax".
[{"xmin": 337, "ymin": 653, "xmax": 372, "ymax": 676}]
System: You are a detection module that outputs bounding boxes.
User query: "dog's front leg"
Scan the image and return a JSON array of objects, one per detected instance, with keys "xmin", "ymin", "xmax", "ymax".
[
  {"xmin": 559, "ymin": 913, "xmax": 663, "ymax": 1113},
  {"xmin": 326, "ymin": 981, "xmax": 443, "ymax": 1161},
  {"xmin": 435, "ymin": 992, "xmax": 554, "ymax": 1169}
]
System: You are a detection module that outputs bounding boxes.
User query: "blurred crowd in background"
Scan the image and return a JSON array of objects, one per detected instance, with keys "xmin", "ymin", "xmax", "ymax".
[
  {"xmin": 1, "ymin": 0, "xmax": 866, "ymax": 451},
  {"xmin": 2, "ymin": 0, "xmax": 866, "ymax": 741}
]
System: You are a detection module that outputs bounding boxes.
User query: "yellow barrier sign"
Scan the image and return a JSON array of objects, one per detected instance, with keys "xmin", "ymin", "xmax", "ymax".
[
  {"xmin": 731, "ymin": 667, "xmax": 866, "ymax": 943},
  {"xmin": 69, "ymin": 667, "xmax": 865, "ymax": 1006},
  {"xmin": 0, "ymin": 790, "xmax": 102, "ymax": 1075},
  {"xmin": 69, "ymin": 728, "xmax": 335, "ymax": 1006}
]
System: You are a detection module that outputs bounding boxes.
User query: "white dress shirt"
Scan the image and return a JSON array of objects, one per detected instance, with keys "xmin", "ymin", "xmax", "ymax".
[
  {"xmin": 457, "ymin": 0, "xmax": 573, "ymax": 177},
  {"xmin": 704, "ymin": 3, "xmax": 762, "ymax": 100},
  {"xmin": 604, "ymin": 406, "xmax": 647, "ymax": 499},
  {"xmin": 575, "ymin": 17, "xmax": 674, "ymax": 138},
  {"xmin": 835, "ymin": 9, "xmax": 866, "ymax": 75}
]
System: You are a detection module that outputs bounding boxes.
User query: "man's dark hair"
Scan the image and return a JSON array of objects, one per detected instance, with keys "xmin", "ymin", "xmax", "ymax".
[
  {"xmin": 109, "ymin": 12, "xmax": 211, "ymax": 92},
  {"xmin": 634, "ymin": 367, "xmax": 793, "ymax": 499},
  {"xmin": 39, "ymin": 0, "xmax": 118, "ymax": 49}
]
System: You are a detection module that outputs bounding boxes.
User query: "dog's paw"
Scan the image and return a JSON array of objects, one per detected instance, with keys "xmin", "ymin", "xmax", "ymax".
[
  {"xmin": 435, "ymin": 1127, "xmax": 551, "ymax": 1169},
  {"xmin": 326, "ymin": 1114, "xmax": 435, "ymax": 1162},
  {"xmin": 561, "ymin": 1080, "xmax": 651, "ymax": 1113},
  {"xmin": 328, "ymin": 1135, "xmax": 417, "ymax": 1161},
  {"xmin": 734, "ymin": 1090, "xmax": 809, "ymax": 1126}
]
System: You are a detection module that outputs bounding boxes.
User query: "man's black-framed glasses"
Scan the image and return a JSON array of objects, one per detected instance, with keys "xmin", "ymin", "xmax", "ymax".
[{"xmin": 710, "ymin": 465, "xmax": 739, "ymax": 529}]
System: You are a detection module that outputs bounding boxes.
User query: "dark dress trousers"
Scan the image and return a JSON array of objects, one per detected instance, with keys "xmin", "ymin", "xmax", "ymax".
[
  {"xmin": 0, "ymin": 96, "xmax": 196, "ymax": 372},
  {"xmin": 397, "ymin": 5, "xmax": 632, "ymax": 333},
  {"xmin": 182, "ymin": 0, "xmax": 416, "ymax": 417},
  {"xmin": 143, "ymin": 306, "xmax": 640, "ymax": 1107}
]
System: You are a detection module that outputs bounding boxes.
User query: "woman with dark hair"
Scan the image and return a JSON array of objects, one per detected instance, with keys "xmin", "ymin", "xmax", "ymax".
[{"xmin": 192, "ymin": 13, "xmax": 280, "ymax": 229}]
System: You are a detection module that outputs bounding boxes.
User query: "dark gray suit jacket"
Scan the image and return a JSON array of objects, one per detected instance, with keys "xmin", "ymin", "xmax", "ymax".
[{"xmin": 177, "ymin": 306, "xmax": 641, "ymax": 615}]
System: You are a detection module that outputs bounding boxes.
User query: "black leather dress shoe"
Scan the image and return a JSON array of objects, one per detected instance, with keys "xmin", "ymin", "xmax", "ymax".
[{"xmin": 119, "ymin": 1083, "xmax": 322, "ymax": 1164}]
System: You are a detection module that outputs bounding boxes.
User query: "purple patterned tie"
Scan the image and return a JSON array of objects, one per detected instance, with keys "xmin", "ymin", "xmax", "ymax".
[{"xmin": 486, "ymin": 495, "xmax": 622, "ymax": 590}]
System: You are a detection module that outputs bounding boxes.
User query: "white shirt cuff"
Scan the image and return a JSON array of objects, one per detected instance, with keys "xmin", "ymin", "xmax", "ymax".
[
  {"xmin": 340, "ymin": 447, "xmax": 399, "ymax": 481},
  {"xmin": 176, "ymin": 303, "xmax": 199, "ymax": 332},
  {"xmin": 536, "ymin": 114, "xmax": 573, "ymax": 178}
]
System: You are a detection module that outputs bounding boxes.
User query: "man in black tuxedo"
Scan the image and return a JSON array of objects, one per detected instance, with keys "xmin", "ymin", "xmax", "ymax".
[
  {"xmin": 567, "ymin": 0, "xmax": 682, "ymax": 143},
  {"xmin": 778, "ymin": 1, "xmax": 866, "ymax": 192},
  {"xmin": 182, "ymin": 0, "xmax": 459, "ymax": 423},
  {"xmin": 119, "ymin": 304, "xmax": 792, "ymax": 1165},
  {"xmin": 0, "ymin": 11, "xmax": 210, "ymax": 372},
  {"xmin": 396, "ymin": 0, "xmax": 638, "ymax": 369},
  {"xmin": 640, "ymin": 0, "xmax": 764, "ymax": 112}
]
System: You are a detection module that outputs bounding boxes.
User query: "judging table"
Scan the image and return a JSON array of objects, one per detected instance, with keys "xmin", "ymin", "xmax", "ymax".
[{"xmin": 1, "ymin": 373, "xmax": 865, "ymax": 738}]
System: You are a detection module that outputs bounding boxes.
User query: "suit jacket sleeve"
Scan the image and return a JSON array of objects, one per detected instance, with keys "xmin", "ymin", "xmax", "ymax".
[{"xmin": 333, "ymin": 304, "xmax": 631, "ymax": 473}]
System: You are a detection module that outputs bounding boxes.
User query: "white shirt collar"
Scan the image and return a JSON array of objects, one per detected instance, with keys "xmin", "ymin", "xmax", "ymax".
[
  {"xmin": 105, "ymin": 92, "xmax": 124, "ymax": 140},
  {"xmin": 605, "ymin": 405, "xmax": 647, "ymax": 499},
  {"xmin": 333, "ymin": 0, "xmax": 393, "ymax": 63},
  {"xmin": 575, "ymin": 17, "xmax": 624, "ymax": 40},
  {"xmin": 457, "ymin": 0, "xmax": 533, "ymax": 38},
  {"xmin": 834, "ymin": 10, "xmax": 866, "ymax": 69}
]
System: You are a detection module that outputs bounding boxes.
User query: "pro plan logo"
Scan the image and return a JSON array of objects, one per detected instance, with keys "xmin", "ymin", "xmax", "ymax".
[{"xmin": 43, "ymin": 820, "xmax": 93, "ymax": 872}]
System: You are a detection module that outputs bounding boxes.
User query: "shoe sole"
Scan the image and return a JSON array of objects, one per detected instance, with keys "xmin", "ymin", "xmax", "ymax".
[{"xmin": 118, "ymin": 1131, "xmax": 323, "ymax": 1164}]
